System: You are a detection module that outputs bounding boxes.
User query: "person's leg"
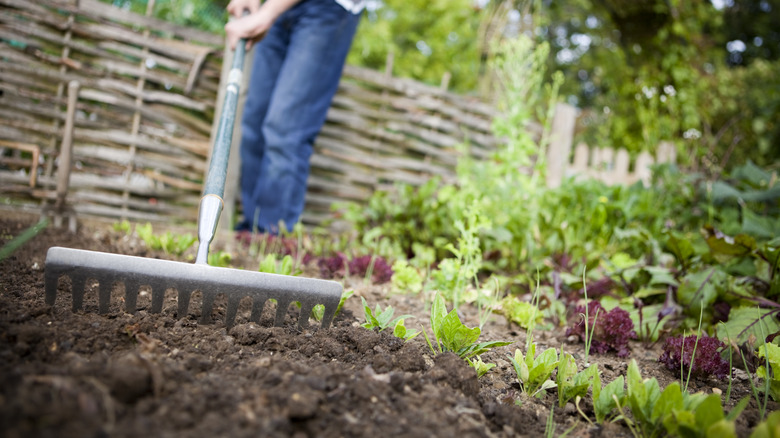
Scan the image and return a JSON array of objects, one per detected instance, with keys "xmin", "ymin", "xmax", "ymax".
[
  {"xmin": 235, "ymin": 21, "xmax": 289, "ymax": 232},
  {"xmin": 250, "ymin": 0, "xmax": 361, "ymax": 233}
]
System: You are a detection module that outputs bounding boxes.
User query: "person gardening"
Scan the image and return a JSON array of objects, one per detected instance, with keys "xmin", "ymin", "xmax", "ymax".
[{"xmin": 224, "ymin": 0, "xmax": 364, "ymax": 235}]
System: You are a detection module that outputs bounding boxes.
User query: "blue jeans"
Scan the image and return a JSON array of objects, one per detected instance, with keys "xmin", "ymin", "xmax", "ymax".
[{"xmin": 236, "ymin": 0, "xmax": 360, "ymax": 233}]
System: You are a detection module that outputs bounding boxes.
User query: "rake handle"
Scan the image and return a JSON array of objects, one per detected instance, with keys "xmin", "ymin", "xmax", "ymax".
[{"xmin": 196, "ymin": 39, "xmax": 247, "ymax": 265}]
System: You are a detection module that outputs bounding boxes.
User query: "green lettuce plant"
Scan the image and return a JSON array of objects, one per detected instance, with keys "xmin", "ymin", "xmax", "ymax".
[
  {"xmin": 556, "ymin": 349, "xmax": 598, "ymax": 407},
  {"xmin": 360, "ymin": 297, "xmax": 419, "ymax": 341},
  {"xmin": 757, "ymin": 338, "xmax": 780, "ymax": 402},
  {"xmin": 467, "ymin": 355, "xmax": 496, "ymax": 378},
  {"xmin": 509, "ymin": 343, "xmax": 559, "ymax": 398},
  {"xmin": 624, "ymin": 359, "xmax": 745, "ymax": 438},
  {"xmin": 591, "ymin": 374, "xmax": 626, "ymax": 424},
  {"xmin": 136, "ymin": 222, "xmax": 196, "ymax": 256},
  {"xmin": 424, "ymin": 293, "xmax": 511, "ymax": 359}
]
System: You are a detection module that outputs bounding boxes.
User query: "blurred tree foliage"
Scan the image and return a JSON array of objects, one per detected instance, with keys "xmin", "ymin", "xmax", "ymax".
[
  {"xmin": 104, "ymin": 0, "xmax": 228, "ymax": 33},
  {"xmin": 540, "ymin": 0, "xmax": 779, "ymax": 171},
  {"xmin": 346, "ymin": 0, "xmax": 485, "ymax": 93}
]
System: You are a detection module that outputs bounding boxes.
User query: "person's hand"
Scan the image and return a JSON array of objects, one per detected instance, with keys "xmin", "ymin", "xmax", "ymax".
[
  {"xmin": 225, "ymin": 10, "xmax": 274, "ymax": 51},
  {"xmin": 226, "ymin": 0, "xmax": 260, "ymax": 18},
  {"xmin": 225, "ymin": 0, "xmax": 300, "ymax": 50}
]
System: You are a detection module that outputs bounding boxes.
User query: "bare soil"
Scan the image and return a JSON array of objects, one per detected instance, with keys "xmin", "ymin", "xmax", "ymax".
[{"xmin": 0, "ymin": 211, "xmax": 772, "ymax": 437}]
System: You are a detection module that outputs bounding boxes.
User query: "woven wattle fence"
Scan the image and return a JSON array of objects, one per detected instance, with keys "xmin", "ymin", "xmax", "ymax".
[{"xmin": 0, "ymin": 0, "xmax": 223, "ymax": 223}]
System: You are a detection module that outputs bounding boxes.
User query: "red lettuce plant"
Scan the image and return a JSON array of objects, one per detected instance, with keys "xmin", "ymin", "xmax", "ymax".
[
  {"xmin": 566, "ymin": 301, "xmax": 636, "ymax": 358},
  {"xmin": 658, "ymin": 334, "xmax": 731, "ymax": 379},
  {"xmin": 318, "ymin": 252, "xmax": 348, "ymax": 278},
  {"xmin": 348, "ymin": 255, "xmax": 393, "ymax": 284}
]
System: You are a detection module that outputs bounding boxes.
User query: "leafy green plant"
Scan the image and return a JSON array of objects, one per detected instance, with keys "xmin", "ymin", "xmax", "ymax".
[
  {"xmin": 467, "ymin": 355, "xmax": 496, "ymax": 378},
  {"xmin": 750, "ymin": 410, "xmax": 780, "ymax": 438},
  {"xmin": 757, "ymin": 337, "xmax": 780, "ymax": 401},
  {"xmin": 112, "ymin": 220, "xmax": 131, "ymax": 234},
  {"xmin": 311, "ymin": 289, "xmax": 354, "ymax": 322},
  {"xmin": 391, "ymin": 259, "xmax": 423, "ymax": 294},
  {"xmin": 591, "ymin": 374, "xmax": 626, "ymax": 424},
  {"xmin": 556, "ymin": 349, "xmax": 599, "ymax": 407},
  {"xmin": 623, "ymin": 359, "xmax": 745, "ymax": 438},
  {"xmin": 496, "ymin": 296, "xmax": 543, "ymax": 330},
  {"xmin": 136, "ymin": 222, "xmax": 196, "ymax": 256},
  {"xmin": 258, "ymin": 254, "xmax": 299, "ymax": 276},
  {"xmin": 424, "ymin": 293, "xmax": 511, "ymax": 359},
  {"xmin": 361, "ymin": 297, "xmax": 419, "ymax": 341},
  {"xmin": 509, "ymin": 343, "xmax": 559, "ymax": 398},
  {"xmin": 208, "ymin": 250, "xmax": 232, "ymax": 268}
]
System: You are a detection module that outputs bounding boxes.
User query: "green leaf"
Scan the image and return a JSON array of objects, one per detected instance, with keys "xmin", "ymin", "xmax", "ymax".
[
  {"xmin": 706, "ymin": 231, "xmax": 757, "ymax": 257},
  {"xmin": 594, "ymin": 375, "xmax": 625, "ymax": 424},
  {"xmin": 666, "ymin": 232, "xmax": 696, "ymax": 267},
  {"xmin": 677, "ymin": 268, "xmax": 724, "ymax": 311},
  {"xmin": 511, "ymin": 349, "xmax": 530, "ymax": 383},
  {"xmin": 430, "ymin": 293, "xmax": 448, "ymax": 337},
  {"xmin": 717, "ymin": 307, "xmax": 780, "ymax": 346},
  {"xmin": 652, "ymin": 381, "xmax": 683, "ymax": 424},
  {"xmin": 695, "ymin": 394, "xmax": 725, "ymax": 431}
]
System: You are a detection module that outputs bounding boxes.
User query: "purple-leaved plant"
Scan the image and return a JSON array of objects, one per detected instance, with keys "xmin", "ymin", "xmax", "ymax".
[
  {"xmin": 658, "ymin": 334, "xmax": 731, "ymax": 379},
  {"xmin": 348, "ymin": 255, "xmax": 394, "ymax": 284},
  {"xmin": 566, "ymin": 301, "xmax": 637, "ymax": 358},
  {"xmin": 318, "ymin": 252, "xmax": 348, "ymax": 278}
]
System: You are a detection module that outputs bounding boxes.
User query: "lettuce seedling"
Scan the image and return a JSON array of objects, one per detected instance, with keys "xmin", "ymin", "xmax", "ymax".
[
  {"xmin": 361, "ymin": 297, "xmax": 419, "ymax": 341},
  {"xmin": 658, "ymin": 334, "xmax": 731, "ymax": 380},
  {"xmin": 467, "ymin": 355, "xmax": 496, "ymax": 378},
  {"xmin": 509, "ymin": 343, "xmax": 559, "ymax": 398},
  {"xmin": 566, "ymin": 301, "xmax": 636, "ymax": 357},
  {"xmin": 757, "ymin": 343, "xmax": 780, "ymax": 401},
  {"xmin": 258, "ymin": 254, "xmax": 300, "ymax": 276},
  {"xmin": 391, "ymin": 259, "xmax": 423, "ymax": 294},
  {"xmin": 424, "ymin": 293, "xmax": 512, "ymax": 359},
  {"xmin": 556, "ymin": 350, "xmax": 599, "ymax": 407},
  {"xmin": 311, "ymin": 289, "xmax": 353, "ymax": 322}
]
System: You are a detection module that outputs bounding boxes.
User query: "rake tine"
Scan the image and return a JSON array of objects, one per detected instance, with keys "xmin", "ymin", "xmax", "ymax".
[
  {"xmin": 200, "ymin": 290, "xmax": 217, "ymax": 325},
  {"xmin": 298, "ymin": 302, "xmax": 314, "ymax": 330},
  {"xmin": 98, "ymin": 280, "xmax": 111, "ymax": 314},
  {"xmin": 151, "ymin": 285, "xmax": 165, "ymax": 314},
  {"xmin": 225, "ymin": 294, "xmax": 241, "ymax": 328},
  {"xmin": 274, "ymin": 299, "xmax": 292, "ymax": 327},
  {"xmin": 250, "ymin": 298, "xmax": 265, "ymax": 324},
  {"xmin": 124, "ymin": 280, "xmax": 140, "ymax": 314},
  {"xmin": 70, "ymin": 275, "xmax": 86, "ymax": 312},
  {"xmin": 177, "ymin": 290, "xmax": 191, "ymax": 320},
  {"xmin": 320, "ymin": 304, "xmax": 336, "ymax": 329}
]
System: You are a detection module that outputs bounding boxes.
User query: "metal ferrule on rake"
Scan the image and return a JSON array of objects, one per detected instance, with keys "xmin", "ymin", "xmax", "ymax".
[{"xmin": 44, "ymin": 247, "xmax": 343, "ymax": 329}]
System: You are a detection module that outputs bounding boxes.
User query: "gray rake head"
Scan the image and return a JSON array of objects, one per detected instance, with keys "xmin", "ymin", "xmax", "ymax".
[{"xmin": 44, "ymin": 246, "xmax": 343, "ymax": 330}]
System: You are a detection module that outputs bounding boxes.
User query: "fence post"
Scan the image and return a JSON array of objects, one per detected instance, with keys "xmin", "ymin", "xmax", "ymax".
[
  {"xmin": 634, "ymin": 151, "xmax": 655, "ymax": 186},
  {"xmin": 656, "ymin": 141, "xmax": 677, "ymax": 164},
  {"xmin": 545, "ymin": 102, "xmax": 577, "ymax": 188}
]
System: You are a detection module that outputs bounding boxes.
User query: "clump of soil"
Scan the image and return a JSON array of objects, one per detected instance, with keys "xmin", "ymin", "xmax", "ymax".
[{"xmin": 0, "ymin": 212, "xmax": 771, "ymax": 437}]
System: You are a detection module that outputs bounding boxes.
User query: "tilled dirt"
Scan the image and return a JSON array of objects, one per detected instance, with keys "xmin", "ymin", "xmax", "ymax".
[{"xmin": 0, "ymin": 211, "xmax": 772, "ymax": 437}]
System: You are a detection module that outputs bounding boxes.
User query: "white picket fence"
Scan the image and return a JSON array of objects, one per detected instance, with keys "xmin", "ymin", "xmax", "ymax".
[{"xmin": 545, "ymin": 103, "xmax": 677, "ymax": 188}]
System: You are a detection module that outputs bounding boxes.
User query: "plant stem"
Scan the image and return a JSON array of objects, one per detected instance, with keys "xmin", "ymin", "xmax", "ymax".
[{"xmin": 684, "ymin": 303, "xmax": 705, "ymax": 393}]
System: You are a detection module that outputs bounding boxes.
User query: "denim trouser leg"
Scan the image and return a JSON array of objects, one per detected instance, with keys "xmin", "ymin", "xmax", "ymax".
[{"xmin": 237, "ymin": 0, "xmax": 360, "ymax": 233}]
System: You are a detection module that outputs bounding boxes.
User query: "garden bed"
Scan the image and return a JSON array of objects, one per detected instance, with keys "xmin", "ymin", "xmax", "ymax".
[{"xmin": 0, "ymin": 211, "xmax": 772, "ymax": 437}]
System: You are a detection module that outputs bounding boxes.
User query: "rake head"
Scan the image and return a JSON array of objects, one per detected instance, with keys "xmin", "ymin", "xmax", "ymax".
[{"xmin": 44, "ymin": 246, "xmax": 343, "ymax": 330}]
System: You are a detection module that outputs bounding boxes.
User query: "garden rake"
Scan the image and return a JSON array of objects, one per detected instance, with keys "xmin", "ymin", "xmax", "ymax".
[{"xmin": 44, "ymin": 40, "xmax": 343, "ymax": 330}]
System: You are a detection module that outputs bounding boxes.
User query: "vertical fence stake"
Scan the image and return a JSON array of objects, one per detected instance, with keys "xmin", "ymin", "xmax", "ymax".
[{"xmin": 545, "ymin": 103, "xmax": 577, "ymax": 188}]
